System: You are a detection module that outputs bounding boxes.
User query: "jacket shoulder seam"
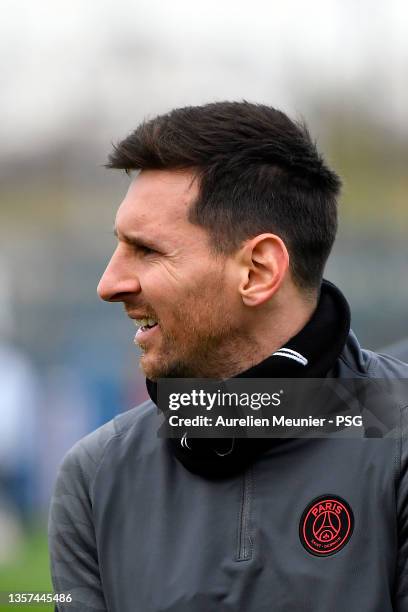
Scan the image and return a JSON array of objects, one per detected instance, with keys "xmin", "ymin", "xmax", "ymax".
[
  {"xmin": 397, "ymin": 404, "xmax": 408, "ymax": 485},
  {"xmin": 89, "ymin": 431, "xmax": 125, "ymax": 506},
  {"xmin": 88, "ymin": 402, "xmax": 156, "ymax": 504},
  {"xmin": 338, "ymin": 353, "xmax": 372, "ymax": 377}
]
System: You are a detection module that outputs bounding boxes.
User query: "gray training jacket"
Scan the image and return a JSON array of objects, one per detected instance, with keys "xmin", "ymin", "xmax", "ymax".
[{"xmin": 49, "ymin": 331, "xmax": 408, "ymax": 611}]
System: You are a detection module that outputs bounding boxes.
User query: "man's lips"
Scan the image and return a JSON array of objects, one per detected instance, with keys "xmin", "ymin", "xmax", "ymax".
[
  {"xmin": 127, "ymin": 312, "xmax": 158, "ymax": 320},
  {"xmin": 126, "ymin": 310, "xmax": 160, "ymax": 345},
  {"xmin": 134, "ymin": 322, "xmax": 160, "ymax": 345}
]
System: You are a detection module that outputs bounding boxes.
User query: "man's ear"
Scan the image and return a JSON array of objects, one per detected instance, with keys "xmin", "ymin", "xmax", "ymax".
[{"xmin": 238, "ymin": 234, "xmax": 289, "ymax": 307}]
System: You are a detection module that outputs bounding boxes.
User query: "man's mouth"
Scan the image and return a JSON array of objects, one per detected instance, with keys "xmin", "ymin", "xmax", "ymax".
[
  {"xmin": 133, "ymin": 317, "xmax": 160, "ymax": 345},
  {"xmin": 133, "ymin": 317, "xmax": 159, "ymax": 331}
]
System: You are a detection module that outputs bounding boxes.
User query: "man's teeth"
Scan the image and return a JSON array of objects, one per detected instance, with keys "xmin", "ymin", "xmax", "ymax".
[{"xmin": 134, "ymin": 318, "xmax": 158, "ymax": 328}]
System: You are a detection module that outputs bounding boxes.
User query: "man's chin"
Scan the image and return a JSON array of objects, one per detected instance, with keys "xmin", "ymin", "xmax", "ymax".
[
  {"xmin": 139, "ymin": 351, "xmax": 172, "ymax": 381},
  {"xmin": 139, "ymin": 353, "xmax": 160, "ymax": 381},
  {"xmin": 139, "ymin": 351, "xmax": 192, "ymax": 380}
]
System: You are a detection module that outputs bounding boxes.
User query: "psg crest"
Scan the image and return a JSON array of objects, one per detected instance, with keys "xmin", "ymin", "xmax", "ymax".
[{"xmin": 299, "ymin": 495, "xmax": 354, "ymax": 556}]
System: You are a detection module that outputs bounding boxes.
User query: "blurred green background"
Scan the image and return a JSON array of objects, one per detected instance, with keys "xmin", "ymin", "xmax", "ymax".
[
  {"xmin": 0, "ymin": 0, "xmax": 407, "ymax": 605},
  {"xmin": 0, "ymin": 527, "xmax": 52, "ymax": 611}
]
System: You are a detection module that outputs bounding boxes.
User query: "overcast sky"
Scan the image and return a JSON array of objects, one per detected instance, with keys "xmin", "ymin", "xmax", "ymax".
[{"xmin": 1, "ymin": 0, "xmax": 407, "ymax": 157}]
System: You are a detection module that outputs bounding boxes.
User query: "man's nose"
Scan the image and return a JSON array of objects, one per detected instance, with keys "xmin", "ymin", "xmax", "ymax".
[{"xmin": 97, "ymin": 251, "xmax": 141, "ymax": 302}]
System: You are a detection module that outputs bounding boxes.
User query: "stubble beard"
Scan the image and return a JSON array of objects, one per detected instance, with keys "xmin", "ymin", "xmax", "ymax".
[
  {"xmin": 140, "ymin": 318, "xmax": 252, "ymax": 380},
  {"xmin": 139, "ymin": 278, "xmax": 256, "ymax": 381}
]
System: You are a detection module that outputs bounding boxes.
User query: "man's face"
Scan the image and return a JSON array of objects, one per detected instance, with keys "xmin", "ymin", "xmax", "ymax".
[{"xmin": 97, "ymin": 170, "xmax": 248, "ymax": 380}]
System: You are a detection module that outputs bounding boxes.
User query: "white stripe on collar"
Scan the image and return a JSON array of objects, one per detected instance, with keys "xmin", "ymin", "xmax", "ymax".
[{"xmin": 272, "ymin": 347, "xmax": 308, "ymax": 366}]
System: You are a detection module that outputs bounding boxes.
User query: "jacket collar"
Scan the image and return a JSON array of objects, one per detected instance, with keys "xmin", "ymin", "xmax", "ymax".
[{"xmin": 146, "ymin": 279, "xmax": 351, "ymax": 478}]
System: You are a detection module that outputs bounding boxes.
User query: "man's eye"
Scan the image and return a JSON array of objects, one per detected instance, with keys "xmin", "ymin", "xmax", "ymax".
[{"xmin": 137, "ymin": 245, "xmax": 157, "ymax": 256}]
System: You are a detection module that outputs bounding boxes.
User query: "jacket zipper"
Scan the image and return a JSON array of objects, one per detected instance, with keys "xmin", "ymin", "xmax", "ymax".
[{"xmin": 237, "ymin": 468, "xmax": 253, "ymax": 561}]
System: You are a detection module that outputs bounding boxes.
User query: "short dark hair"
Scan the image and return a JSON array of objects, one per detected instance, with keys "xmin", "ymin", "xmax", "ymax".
[{"xmin": 107, "ymin": 101, "xmax": 341, "ymax": 290}]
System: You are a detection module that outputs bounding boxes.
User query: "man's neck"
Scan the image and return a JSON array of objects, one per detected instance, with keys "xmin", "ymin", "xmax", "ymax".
[{"xmin": 188, "ymin": 293, "xmax": 318, "ymax": 380}]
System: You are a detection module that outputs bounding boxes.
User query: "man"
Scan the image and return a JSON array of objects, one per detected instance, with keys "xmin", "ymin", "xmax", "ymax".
[{"xmin": 49, "ymin": 102, "xmax": 408, "ymax": 611}]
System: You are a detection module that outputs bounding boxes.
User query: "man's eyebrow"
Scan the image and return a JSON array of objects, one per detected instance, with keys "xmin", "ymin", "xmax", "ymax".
[{"xmin": 113, "ymin": 226, "xmax": 161, "ymax": 249}]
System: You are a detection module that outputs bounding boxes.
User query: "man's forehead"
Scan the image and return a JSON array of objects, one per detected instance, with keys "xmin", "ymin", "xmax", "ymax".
[
  {"xmin": 114, "ymin": 169, "xmax": 199, "ymax": 238},
  {"xmin": 123, "ymin": 169, "xmax": 196, "ymax": 212}
]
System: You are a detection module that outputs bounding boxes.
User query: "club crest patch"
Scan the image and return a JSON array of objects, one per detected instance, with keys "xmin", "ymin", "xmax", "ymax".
[{"xmin": 299, "ymin": 495, "xmax": 354, "ymax": 556}]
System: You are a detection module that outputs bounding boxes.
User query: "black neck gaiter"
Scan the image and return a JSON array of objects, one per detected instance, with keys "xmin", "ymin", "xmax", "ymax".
[{"xmin": 146, "ymin": 280, "xmax": 350, "ymax": 479}]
